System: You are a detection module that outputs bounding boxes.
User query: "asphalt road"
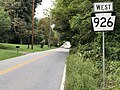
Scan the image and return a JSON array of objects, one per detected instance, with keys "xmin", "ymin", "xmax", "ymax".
[{"xmin": 0, "ymin": 48, "xmax": 69, "ymax": 90}]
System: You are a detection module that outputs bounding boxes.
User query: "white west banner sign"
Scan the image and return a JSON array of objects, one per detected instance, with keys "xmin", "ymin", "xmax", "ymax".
[{"xmin": 94, "ymin": 2, "xmax": 113, "ymax": 12}]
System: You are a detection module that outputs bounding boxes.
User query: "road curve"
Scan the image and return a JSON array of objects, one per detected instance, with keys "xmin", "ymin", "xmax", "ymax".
[{"xmin": 0, "ymin": 48, "xmax": 69, "ymax": 90}]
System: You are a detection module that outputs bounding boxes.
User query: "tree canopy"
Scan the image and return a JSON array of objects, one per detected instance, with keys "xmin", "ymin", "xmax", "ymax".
[
  {"xmin": 0, "ymin": 0, "xmax": 42, "ymax": 44},
  {"xmin": 51, "ymin": 0, "xmax": 120, "ymax": 47}
]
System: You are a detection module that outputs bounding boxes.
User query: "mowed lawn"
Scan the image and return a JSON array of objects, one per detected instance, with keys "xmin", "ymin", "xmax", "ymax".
[{"xmin": 0, "ymin": 43, "xmax": 55, "ymax": 60}]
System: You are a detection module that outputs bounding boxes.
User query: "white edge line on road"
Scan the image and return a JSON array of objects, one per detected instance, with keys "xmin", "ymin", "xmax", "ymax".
[{"xmin": 60, "ymin": 64, "xmax": 66, "ymax": 90}]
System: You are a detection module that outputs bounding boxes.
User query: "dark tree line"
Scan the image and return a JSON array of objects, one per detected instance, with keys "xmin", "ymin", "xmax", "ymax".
[{"xmin": 0, "ymin": 0, "xmax": 42, "ymax": 45}]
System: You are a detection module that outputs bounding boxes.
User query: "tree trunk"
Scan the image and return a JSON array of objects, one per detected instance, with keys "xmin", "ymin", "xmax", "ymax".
[
  {"xmin": 20, "ymin": 39, "xmax": 22, "ymax": 44},
  {"xmin": 5, "ymin": 39, "xmax": 8, "ymax": 43},
  {"xmin": 27, "ymin": 35, "xmax": 30, "ymax": 49},
  {"xmin": 48, "ymin": 38, "xmax": 50, "ymax": 48}
]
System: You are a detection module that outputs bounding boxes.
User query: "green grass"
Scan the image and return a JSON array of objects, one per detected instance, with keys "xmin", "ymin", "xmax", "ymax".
[
  {"xmin": 65, "ymin": 53, "xmax": 99, "ymax": 90},
  {"xmin": 0, "ymin": 43, "xmax": 55, "ymax": 60},
  {"xmin": 0, "ymin": 49, "xmax": 22, "ymax": 60}
]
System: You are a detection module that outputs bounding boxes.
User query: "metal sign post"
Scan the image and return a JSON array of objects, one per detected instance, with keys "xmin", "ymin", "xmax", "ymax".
[
  {"xmin": 102, "ymin": 32, "xmax": 105, "ymax": 88},
  {"xmin": 91, "ymin": 2, "xmax": 116, "ymax": 89}
]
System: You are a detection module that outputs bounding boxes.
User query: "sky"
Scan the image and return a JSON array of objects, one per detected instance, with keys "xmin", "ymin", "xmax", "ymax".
[{"xmin": 35, "ymin": 0, "xmax": 55, "ymax": 19}]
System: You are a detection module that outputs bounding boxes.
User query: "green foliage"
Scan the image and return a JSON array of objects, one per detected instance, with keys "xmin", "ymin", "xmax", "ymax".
[
  {"xmin": 2, "ymin": 0, "xmax": 42, "ymax": 44},
  {"xmin": 37, "ymin": 18, "xmax": 50, "ymax": 40},
  {"xmin": 40, "ymin": 39, "xmax": 45, "ymax": 48},
  {"xmin": 0, "ymin": 49, "xmax": 22, "ymax": 60},
  {"xmin": 0, "ymin": 43, "xmax": 55, "ymax": 53},
  {"xmin": 0, "ymin": 44, "xmax": 10, "ymax": 49},
  {"xmin": 0, "ymin": 8, "xmax": 11, "ymax": 28},
  {"xmin": 37, "ymin": 18, "xmax": 59, "ymax": 46},
  {"xmin": 106, "ymin": 61, "xmax": 120, "ymax": 89},
  {"xmin": 52, "ymin": 0, "xmax": 120, "ymax": 89},
  {"xmin": 12, "ymin": 18, "xmax": 28, "ymax": 42},
  {"xmin": 51, "ymin": 0, "xmax": 97, "ymax": 45},
  {"xmin": 0, "ymin": 43, "xmax": 55, "ymax": 60},
  {"xmin": 35, "ymin": 29, "xmax": 44, "ymax": 44},
  {"xmin": 68, "ymin": 39, "xmax": 120, "ymax": 89},
  {"xmin": 0, "ymin": 7, "xmax": 11, "ymax": 42},
  {"xmin": 50, "ymin": 30, "xmax": 59, "ymax": 46},
  {"xmin": 65, "ymin": 53, "xmax": 99, "ymax": 90},
  {"xmin": 51, "ymin": 0, "xmax": 73, "ymax": 41},
  {"xmin": 0, "ymin": 44, "xmax": 16, "ymax": 50}
]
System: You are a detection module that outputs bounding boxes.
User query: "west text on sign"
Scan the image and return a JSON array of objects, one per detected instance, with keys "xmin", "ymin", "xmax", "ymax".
[{"xmin": 94, "ymin": 2, "xmax": 113, "ymax": 12}]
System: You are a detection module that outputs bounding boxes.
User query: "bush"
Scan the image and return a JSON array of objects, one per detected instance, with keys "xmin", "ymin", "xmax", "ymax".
[
  {"xmin": 0, "ymin": 44, "xmax": 15, "ymax": 50},
  {"xmin": 106, "ymin": 61, "xmax": 120, "ymax": 89},
  {"xmin": 65, "ymin": 53, "xmax": 99, "ymax": 90},
  {"xmin": 66, "ymin": 41, "xmax": 120, "ymax": 89},
  {"xmin": 0, "ymin": 44, "xmax": 8, "ymax": 49}
]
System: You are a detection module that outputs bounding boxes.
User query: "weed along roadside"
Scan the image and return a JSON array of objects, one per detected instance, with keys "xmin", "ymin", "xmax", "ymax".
[
  {"xmin": 0, "ymin": 43, "xmax": 55, "ymax": 60},
  {"xmin": 65, "ymin": 49, "xmax": 99, "ymax": 90},
  {"xmin": 65, "ymin": 43, "xmax": 120, "ymax": 90},
  {"xmin": 64, "ymin": 1, "xmax": 120, "ymax": 90}
]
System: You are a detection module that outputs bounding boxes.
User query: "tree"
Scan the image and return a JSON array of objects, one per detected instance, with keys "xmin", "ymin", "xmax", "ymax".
[
  {"xmin": 0, "ymin": 7, "xmax": 11, "ymax": 43},
  {"xmin": 3, "ymin": 0, "xmax": 42, "ymax": 45},
  {"xmin": 12, "ymin": 18, "xmax": 28, "ymax": 44},
  {"xmin": 51, "ymin": 0, "xmax": 73, "ymax": 42},
  {"xmin": 37, "ymin": 18, "xmax": 51, "ymax": 45},
  {"xmin": 37, "ymin": 17, "xmax": 59, "ymax": 47},
  {"xmin": 51, "ymin": 0, "xmax": 96, "ymax": 46},
  {"xmin": 50, "ymin": 30, "xmax": 59, "ymax": 46}
]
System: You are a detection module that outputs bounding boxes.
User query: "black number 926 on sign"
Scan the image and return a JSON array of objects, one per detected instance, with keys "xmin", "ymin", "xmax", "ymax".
[{"xmin": 94, "ymin": 17, "xmax": 113, "ymax": 27}]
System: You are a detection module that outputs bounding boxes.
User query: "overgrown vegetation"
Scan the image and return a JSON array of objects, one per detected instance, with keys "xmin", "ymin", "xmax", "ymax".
[
  {"xmin": 51, "ymin": 0, "xmax": 120, "ymax": 89},
  {"xmin": 65, "ymin": 53, "xmax": 99, "ymax": 90},
  {"xmin": 65, "ymin": 40, "xmax": 120, "ymax": 89}
]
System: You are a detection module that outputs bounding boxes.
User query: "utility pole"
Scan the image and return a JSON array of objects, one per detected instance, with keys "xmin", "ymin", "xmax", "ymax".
[{"xmin": 31, "ymin": 0, "xmax": 34, "ymax": 50}]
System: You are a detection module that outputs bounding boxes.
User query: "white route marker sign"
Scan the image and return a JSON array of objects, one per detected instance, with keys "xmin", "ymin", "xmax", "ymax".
[
  {"xmin": 91, "ymin": 2, "xmax": 116, "ymax": 89},
  {"xmin": 92, "ymin": 13, "xmax": 116, "ymax": 31},
  {"xmin": 91, "ymin": 2, "xmax": 116, "ymax": 32}
]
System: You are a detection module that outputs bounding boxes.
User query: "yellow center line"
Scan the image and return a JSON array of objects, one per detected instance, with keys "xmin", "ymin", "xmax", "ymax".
[{"xmin": 0, "ymin": 52, "xmax": 53, "ymax": 76}]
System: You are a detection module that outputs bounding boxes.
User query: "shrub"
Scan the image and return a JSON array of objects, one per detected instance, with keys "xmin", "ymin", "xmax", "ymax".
[
  {"xmin": 0, "ymin": 44, "xmax": 15, "ymax": 50},
  {"xmin": 106, "ymin": 61, "xmax": 120, "ymax": 89},
  {"xmin": 65, "ymin": 53, "xmax": 99, "ymax": 90},
  {"xmin": 67, "ymin": 41, "xmax": 120, "ymax": 89},
  {"xmin": 0, "ymin": 44, "xmax": 8, "ymax": 49}
]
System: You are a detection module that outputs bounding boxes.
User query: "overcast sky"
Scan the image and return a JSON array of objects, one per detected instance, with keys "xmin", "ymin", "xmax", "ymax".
[{"xmin": 35, "ymin": 0, "xmax": 55, "ymax": 19}]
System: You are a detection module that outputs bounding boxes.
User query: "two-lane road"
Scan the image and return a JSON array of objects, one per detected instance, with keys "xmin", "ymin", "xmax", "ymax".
[{"xmin": 0, "ymin": 48, "xmax": 69, "ymax": 90}]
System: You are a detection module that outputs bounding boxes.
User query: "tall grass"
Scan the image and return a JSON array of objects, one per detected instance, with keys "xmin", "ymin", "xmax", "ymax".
[
  {"xmin": 65, "ymin": 42, "xmax": 120, "ymax": 89},
  {"xmin": 65, "ymin": 53, "xmax": 99, "ymax": 90}
]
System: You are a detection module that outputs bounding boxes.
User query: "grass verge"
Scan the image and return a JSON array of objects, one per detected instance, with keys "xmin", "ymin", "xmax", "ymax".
[
  {"xmin": 0, "ymin": 49, "xmax": 22, "ymax": 60},
  {"xmin": 0, "ymin": 43, "xmax": 55, "ymax": 60},
  {"xmin": 65, "ymin": 53, "xmax": 99, "ymax": 90}
]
